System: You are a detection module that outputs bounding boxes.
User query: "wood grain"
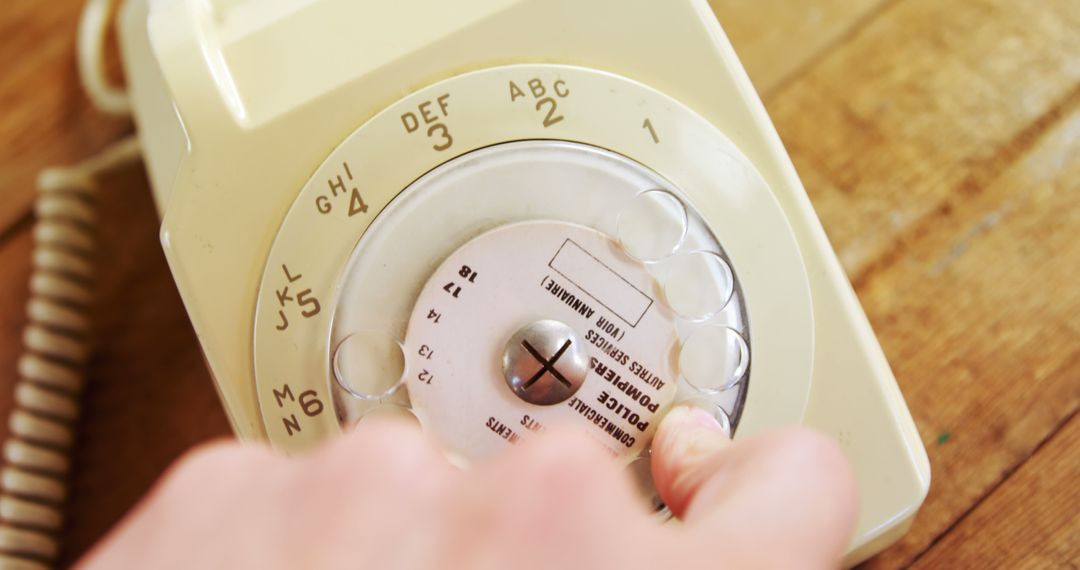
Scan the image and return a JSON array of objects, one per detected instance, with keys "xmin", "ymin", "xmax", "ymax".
[
  {"xmin": 709, "ymin": 0, "xmax": 895, "ymax": 95},
  {"xmin": 767, "ymin": 0, "xmax": 1080, "ymax": 280},
  {"xmin": 752, "ymin": 0, "xmax": 1080, "ymax": 566},
  {"xmin": 857, "ymin": 102, "xmax": 1080, "ymax": 568},
  {"xmin": 715, "ymin": 0, "xmax": 1080, "ymax": 566},
  {"xmin": 911, "ymin": 412, "xmax": 1080, "ymax": 569},
  {"xmin": 0, "ymin": 0, "xmax": 130, "ymax": 242},
  {"xmin": 0, "ymin": 0, "xmax": 1076, "ymax": 567}
]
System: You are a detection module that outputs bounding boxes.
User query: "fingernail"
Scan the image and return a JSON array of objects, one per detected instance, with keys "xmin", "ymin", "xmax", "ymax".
[{"xmin": 657, "ymin": 406, "xmax": 730, "ymax": 465}]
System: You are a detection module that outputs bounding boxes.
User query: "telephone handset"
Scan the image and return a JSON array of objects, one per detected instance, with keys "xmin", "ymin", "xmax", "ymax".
[{"xmin": 1, "ymin": 0, "xmax": 930, "ymax": 567}]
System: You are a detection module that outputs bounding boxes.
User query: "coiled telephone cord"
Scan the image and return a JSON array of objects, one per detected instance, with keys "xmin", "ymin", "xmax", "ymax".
[{"xmin": 0, "ymin": 0, "xmax": 135, "ymax": 567}]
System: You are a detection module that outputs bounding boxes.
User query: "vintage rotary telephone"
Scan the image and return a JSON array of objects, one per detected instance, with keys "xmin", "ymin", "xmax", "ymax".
[{"xmin": 0, "ymin": 0, "xmax": 929, "ymax": 567}]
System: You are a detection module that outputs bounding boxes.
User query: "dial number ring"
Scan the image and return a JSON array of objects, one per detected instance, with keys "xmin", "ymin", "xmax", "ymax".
[{"xmin": 252, "ymin": 64, "xmax": 814, "ymax": 452}]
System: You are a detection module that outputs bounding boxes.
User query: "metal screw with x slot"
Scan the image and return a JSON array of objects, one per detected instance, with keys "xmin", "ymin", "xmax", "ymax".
[{"xmin": 502, "ymin": 320, "xmax": 589, "ymax": 406}]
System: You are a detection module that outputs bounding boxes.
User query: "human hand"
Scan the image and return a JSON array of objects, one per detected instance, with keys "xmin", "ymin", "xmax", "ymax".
[{"xmin": 78, "ymin": 407, "xmax": 856, "ymax": 569}]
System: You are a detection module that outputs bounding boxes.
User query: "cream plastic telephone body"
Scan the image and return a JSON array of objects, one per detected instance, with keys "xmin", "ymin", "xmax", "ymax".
[{"xmin": 117, "ymin": 0, "xmax": 930, "ymax": 564}]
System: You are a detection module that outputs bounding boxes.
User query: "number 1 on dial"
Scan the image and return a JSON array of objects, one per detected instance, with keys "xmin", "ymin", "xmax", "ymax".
[{"xmin": 643, "ymin": 118, "xmax": 660, "ymax": 144}]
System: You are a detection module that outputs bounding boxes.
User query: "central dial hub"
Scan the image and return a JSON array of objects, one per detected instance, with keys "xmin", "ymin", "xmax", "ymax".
[{"xmin": 502, "ymin": 320, "xmax": 589, "ymax": 406}]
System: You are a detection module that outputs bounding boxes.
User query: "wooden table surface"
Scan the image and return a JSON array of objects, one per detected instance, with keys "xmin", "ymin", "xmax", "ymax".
[{"xmin": 1, "ymin": 0, "xmax": 1077, "ymax": 567}]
